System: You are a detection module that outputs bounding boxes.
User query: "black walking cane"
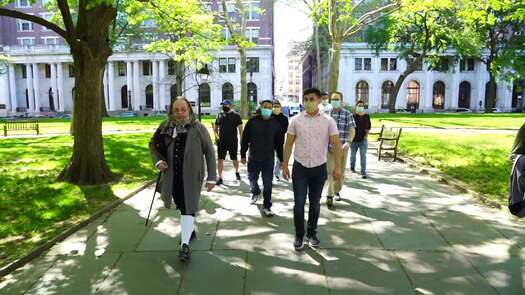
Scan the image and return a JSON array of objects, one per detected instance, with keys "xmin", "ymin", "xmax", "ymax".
[{"xmin": 145, "ymin": 172, "xmax": 162, "ymax": 226}]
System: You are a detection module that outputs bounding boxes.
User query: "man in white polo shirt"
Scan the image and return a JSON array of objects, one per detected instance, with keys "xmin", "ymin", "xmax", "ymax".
[{"xmin": 282, "ymin": 88, "xmax": 342, "ymax": 250}]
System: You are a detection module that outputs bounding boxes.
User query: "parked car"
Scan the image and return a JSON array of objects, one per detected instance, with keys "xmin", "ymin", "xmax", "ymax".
[
  {"xmin": 454, "ymin": 108, "xmax": 473, "ymax": 113},
  {"xmin": 395, "ymin": 108, "xmax": 410, "ymax": 113},
  {"xmin": 120, "ymin": 111, "xmax": 138, "ymax": 117},
  {"xmin": 57, "ymin": 114, "xmax": 72, "ymax": 119},
  {"xmin": 482, "ymin": 107, "xmax": 503, "ymax": 113}
]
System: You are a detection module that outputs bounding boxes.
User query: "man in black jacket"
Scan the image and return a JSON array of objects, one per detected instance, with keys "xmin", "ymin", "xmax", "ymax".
[
  {"xmin": 241, "ymin": 100, "xmax": 284, "ymax": 217},
  {"xmin": 272, "ymin": 100, "xmax": 289, "ymax": 181}
]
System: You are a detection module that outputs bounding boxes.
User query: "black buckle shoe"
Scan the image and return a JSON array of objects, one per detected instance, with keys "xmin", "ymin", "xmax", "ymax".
[
  {"xmin": 294, "ymin": 236, "xmax": 304, "ymax": 251},
  {"xmin": 179, "ymin": 243, "xmax": 191, "ymax": 262},
  {"xmin": 216, "ymin": 178, "xmax": 223, "ymax": 185},
  {"xmin": 235, "ymin": 172, "xmax": 241, "ymax": 181},
  {"xmin": 307, "ymin": 234, "xmax": 320, "ymax": 248}
]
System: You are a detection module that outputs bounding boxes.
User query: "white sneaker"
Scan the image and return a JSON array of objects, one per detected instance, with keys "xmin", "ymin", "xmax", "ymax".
[
  {"xmin": 251, "ymin": 194, "xmax": 260, "ymax": 205},
  {"xmin": 263, "ymin": 208, "xmax": 275, "ymax": 217}
]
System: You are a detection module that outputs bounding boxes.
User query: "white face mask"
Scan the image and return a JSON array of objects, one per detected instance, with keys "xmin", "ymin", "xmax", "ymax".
[{"xmin": 356, "ymin": 106, "xmax": 365, "ymax": 113}]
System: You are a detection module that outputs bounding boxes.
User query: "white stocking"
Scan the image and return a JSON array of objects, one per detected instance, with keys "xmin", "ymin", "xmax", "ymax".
[{"xmin": 180, "ymin": 215, "xmax": 195, "ymax": 246}]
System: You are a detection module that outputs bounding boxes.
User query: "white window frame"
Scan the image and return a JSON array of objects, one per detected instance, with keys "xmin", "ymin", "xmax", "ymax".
[
  {"xmin": 41, "ymin": 36, "xmax": 58, "ymax": 46},
  {"xmin": 17, "ymin": 37, "xmax": 35, "ymax": 47},
  {"xmin": 245, "ymin": 27, "xmax": 259, "ymax": 43},
  {"xmin": 246, "ymin": 1, "xmax": 260, "ymax": 21},
  {"xmin": 16, "ymin": 0, "xmax": 31, "ymax": 8},
  {"xmin": 221, "ymin": 27, "xmax": 231, "ymax": 40},
  {"xmin": 39, "ymin": 12, "xmax": 53, "ymax": 31},
  {"xmin": 355, "ymin": 58, "xmax": 371, "ymax": 71},
  {"xmin": 17, "ymin": 19, "xmax": 33, "ymax": 32}
]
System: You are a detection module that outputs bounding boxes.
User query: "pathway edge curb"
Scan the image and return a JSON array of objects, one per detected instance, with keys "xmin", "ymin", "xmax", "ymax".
[{"xmin": 0, "ymin": 179, "xmax": 156, "ymax": 278}]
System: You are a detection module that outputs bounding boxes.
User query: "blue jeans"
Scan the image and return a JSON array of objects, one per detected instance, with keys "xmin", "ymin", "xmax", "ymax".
[
  {"xmin": 292, "ymin": 161, "xmax": 327, "ymax": 238},
  {"xmin": 350, "ymin": 139, "xmax": 368, "ymax": 176},
  {"xmin": 248, "ymin": 158, "xmax": 275, "ymax": 209},
  {"xmin": 274, "ymin": 156, "xmax": 281, "ymax": 177}
]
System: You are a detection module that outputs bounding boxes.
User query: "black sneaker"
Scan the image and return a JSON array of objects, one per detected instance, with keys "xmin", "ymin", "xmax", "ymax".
[
  {"xmin": 351, "ymin": 168, "xmax": 356, "ymax": 173},
  {"xmin": 307, "ymin": 234, "xmax": 320, "ymax": 248},
  {"xmin": 179, "ymin": 243, "xmax": 191, "ymax": 262},
  {"xmin": 362, "ymin": 175, "xmax": 367, "ymax": 179},
  {"xmin": 326, "ymin": 196, "xmax": 334, "ymax": 207},
  {"xmin": 275, "ymin": 175, "xmax": 280, "ymax": 181},
  {"xmin": 216, "ymin": 178, "xmax": 223, "ymax": 185},
  {"xmin": 235, "ymin": 172, "xmax": 241, "ymax": 181},
  {"xmin": 335, "ymin": 192, "xmax": 341, "ymax": 201},
  {"xmin": 294, "ymin": 236, "xmax": 304, "ymax": 251}
]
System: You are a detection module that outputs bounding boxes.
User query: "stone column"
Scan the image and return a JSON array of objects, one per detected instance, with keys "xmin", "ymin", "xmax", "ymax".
[
  {"xmin": 152, "ymin": 60, "xmax": 159, "ymax": 110},
  {"xmin": 0, "ymin": 68, "xmax": 10, "ymax": 115},
  {"xmin": 26, "ymin": 64, "xmax": 35, "ymax": 112},
  {"xmin": 159, "ymin": 59, "xmax": 167, "ymax": 111},
  {"xmin": 32, "ymin": 63, "xmax": 41, "ymax": 112},
  {"xmin": 103, "ymin": 65, "xmax": 109, "ymax": 110},
  {"xmin": 50, "ymin": 63, "xmax": 58, "ymax": 111},
  {"xmin": 126, "ymin": 61, "xmax": 133, "ymax": 110},
  {"xmin": 450, "ymin": 64, "xmax": 459, "ymax": 109},
  {"xmin": 133, "ymin": 61, "xmax": 140, "ymax": 111},
  {"xmin": 57, "ymin": 63, "xmax": 65, "ymax": 112},
  {"xmin": 108, "ymin": 61, "xmax": 116, "ymax": 111},
  {"xmin": 8, "ymin": 64, "xmax": 18, "ymax": 112},
  {"xmin": 476, "ymin": 62, "xmax": 486, "ymax": 111},
  {"xmin": 423, "ymin": 68, "xmax": 434, "ymax": 112}
]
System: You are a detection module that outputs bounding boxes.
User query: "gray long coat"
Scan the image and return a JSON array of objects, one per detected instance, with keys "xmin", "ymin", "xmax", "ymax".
[{"xmin": 149, "ymin": 120, "xmax": 217, "ymax": 214}]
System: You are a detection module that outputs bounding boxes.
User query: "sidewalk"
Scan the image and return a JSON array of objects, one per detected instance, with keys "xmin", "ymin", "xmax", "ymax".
[{"xmin": 1, "ymin": 155, "xmax": 523, "ymax": 294}]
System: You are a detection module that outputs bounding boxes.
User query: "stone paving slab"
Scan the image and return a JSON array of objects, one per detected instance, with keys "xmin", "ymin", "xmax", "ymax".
[{"xmin": 2, "ymin": 153, "xmax": 524, "ymax": 294}]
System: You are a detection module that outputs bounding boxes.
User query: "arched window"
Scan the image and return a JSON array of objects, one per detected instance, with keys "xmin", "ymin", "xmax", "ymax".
[
  {"xmin": 458, "ymin": 81, "xmax": 471, "ymax": 109},
  {"xmin": 170, "ymin": 84, "xmax": 177, "ymax": 103},
  {"xmin": 222, "ymin": 82, "xmax": 234, "ymax": 101},
  {"xmin": 248, "ymin": 82, "xmax": 257, "ymax": 103},
  {"xmin": 48, "ymin": 88, "xmax": 55, "ymax": 111},
  {"xmin": 381, "ymin": 81, "xmax": 394, "ymax": 109},
  {"xmin": 432, "ymin": 81, "xmax": 445, "ymax": 109},
  {"xmin": 406, "ymin": 81, "xmax": 420, "ymax": 110},
  {"xmin": 199, "ymin": 83, "xmax": 211, "ymax": 107},
  {"xmin": 121, "ymin": 85, "xmax": 129, "ymax": 109},
  {"xmin": 355, "ymin": 80, "xmax": 369, "ymax": 106},
  {"xmin": 145, "ymin": 84, "xmax": 154, "ymax": 109}
]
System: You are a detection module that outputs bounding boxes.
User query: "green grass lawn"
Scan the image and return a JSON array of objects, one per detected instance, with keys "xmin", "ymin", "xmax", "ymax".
[
  {"xmin": 0, "ymin": 133, "xmax": 157, "ymax": 267},
  {"xmin": 370, "ymin": 113, "xmax": 524, "ymax": 129},
  {"xmin": 397, "ymin": 132, "xmax": 515, "ymax": 204}
]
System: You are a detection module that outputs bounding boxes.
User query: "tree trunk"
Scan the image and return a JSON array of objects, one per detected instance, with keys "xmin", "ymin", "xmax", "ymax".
[
  {"xmin": 58, "ymin": 5, "xmax": 117, "ymax": 185},
  {"xmin": 485, "ymin": 61, "xmax": 496, "ymax": 113},
  {"xmin": 389, "ymin": 67, "xmax": 415, "ymax": 113},
  {"xmin": 239, "ymin": 48, "xmax": 248, "ymax": 119},
  {"xmin": 327, "ymin": 39, "xmax": 341, "ymax": 94},
  {"xmin": 175, "ymin": 60, "xmax": 184, "ymax": 99},
  {"xmin": 314, "ymin": 24, "xmax": 322, "ymax": 88}
]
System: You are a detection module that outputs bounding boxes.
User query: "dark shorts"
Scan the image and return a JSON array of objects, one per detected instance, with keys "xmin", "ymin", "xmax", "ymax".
[{"xmin": 218, "ymin": 141, "xmax": 238, "ymax": 160}]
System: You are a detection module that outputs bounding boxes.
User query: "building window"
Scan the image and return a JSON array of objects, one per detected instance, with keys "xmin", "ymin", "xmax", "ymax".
[
  {"xmin": 45, "ymin": 64, "xmax": 51, "ymax": 78},
  {"xmin": 432, "ymin": 81, "xmax": 445, "ymax": 109},
  {"xmin": 355, "ymin": 81, "xmax": 369, "ymax": 106},
  {"xmin": 245, "ymin": 27, "xmax": 259, "ymax": 43},
  {"xmin": 247, "ymin": 57, "xmax": 259, "ymax": 73},
  {"xmin": 140, "ymin": 19, "xmax": 156, "ymax": 29},
  {"xmin": 168, "ymin": 60, "xmax": 175, "ymax": 76},
  {"xmin": 18, "ymin": 37, "xmax": 35, "ymax": 46},
  {"xmin": 222, "ymin": 82, "xmax": 234, "ymax": 101},
  {"xmin": 199, "ymin": 83, "xmax": 211, "ymax": 107},
  {"xmin": 118, "ymin": 62, "xmax": 126, "ymax": 76},
  {"xmin": 380, "ymin": 58, "xmax": 397, "ymax": 71},
  {"xmin": 41, "ymin": 37, "xmax": 58, "ymax": 46},
  {"xmin": 17, "ymin": 0, "xmax": 30, "ymax": 8},
  {"xmin": 221, "ymin": 27, "xmax": 231, "ymax": 40},
  {"xmin": 219, "ymin": 58, "xmax": 228, "ymax": 73},
  {"xmin": 69, "ymin": 64, "xmax": 75, "ymax": 78},
  {"xmin": 202, "ymin": 1, "xmax": 212, "ymax": 12},
  {"xmin": 355, "ymin": 58, "xmax": 371, "ymax": 71},
  {"xmin": 460, "ymin": 58, "xmax": 475, "ymax": 72},
  {"xmin": 226, "ymin": 2, "xmax": 236, "ymax": 19},
  {"xmin": 408, "ymin": 59, "xmax": 423, "ymax": 71},
  {"xmin": 145, "ymin": 84, "xmax": 154, "ymax": 109},
  {"xmin": 41, "ymin": 0, "xmax": 52, "ymax": 6},
  {"xmin": 381, "ymin": 81, "xmax": 394, "ymax": 109},
  {"xmin": 228, "ymin": 58, "xmax": 236, "ymax": 73},
  {"xmin": 21, "ymin": 64, "xmax": 27, "ymax": 79},
  {"xmin": 246, "ymin": 1, "xmax": 260, "ymax": 21},
  {"xmin": 39, "ymin": 12, "xmax": 53, "ymax": 31},
  {"xmin": 406, "ymin": 80, "xmax": 420, "ymax": 110},
  {"xmin": 143, "ymin": 61, "xmax": 152, "ymax": 76},
  {"xmin": 17, "ymin": 20, "xmax": 33, "ymax": 32}
]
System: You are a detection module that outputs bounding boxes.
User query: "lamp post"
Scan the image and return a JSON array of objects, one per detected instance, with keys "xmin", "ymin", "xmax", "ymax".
[
  {"xmin": 248, "ymin": 66, "xmax": 254, "ymax": 117},
  {"xmin": 197, "ymin": 65, "xmax": 210, "ymax": 121}
]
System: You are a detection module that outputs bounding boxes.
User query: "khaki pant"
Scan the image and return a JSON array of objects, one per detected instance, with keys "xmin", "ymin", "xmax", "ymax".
[{"xmin": 326, "ymin": 148, "xmax": 349, "ymax": 196}]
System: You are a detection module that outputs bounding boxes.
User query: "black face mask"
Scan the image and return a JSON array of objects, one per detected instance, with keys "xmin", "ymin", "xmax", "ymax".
[{"xmin": 223, "ymin": 106, "xmax": 230, "ymax": 112}]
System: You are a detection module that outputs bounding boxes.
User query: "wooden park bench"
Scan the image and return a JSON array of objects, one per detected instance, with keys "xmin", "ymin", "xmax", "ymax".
[
  {"xmin": 377, "ymin": 126, "xmax": 402, "ymax": 161},
  {"xmin": 3, "ymin": 120, "xmax": 40, "ymax": 136}
]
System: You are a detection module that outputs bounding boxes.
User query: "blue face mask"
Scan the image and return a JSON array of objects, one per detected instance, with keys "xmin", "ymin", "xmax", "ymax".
[
  {"xmin": 331, "ymin": 100, "xmax": 341, "ymax": 109},
  {"xmin": 261, "ymin": 108, "xmax": 272, "ymax": 118}
]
